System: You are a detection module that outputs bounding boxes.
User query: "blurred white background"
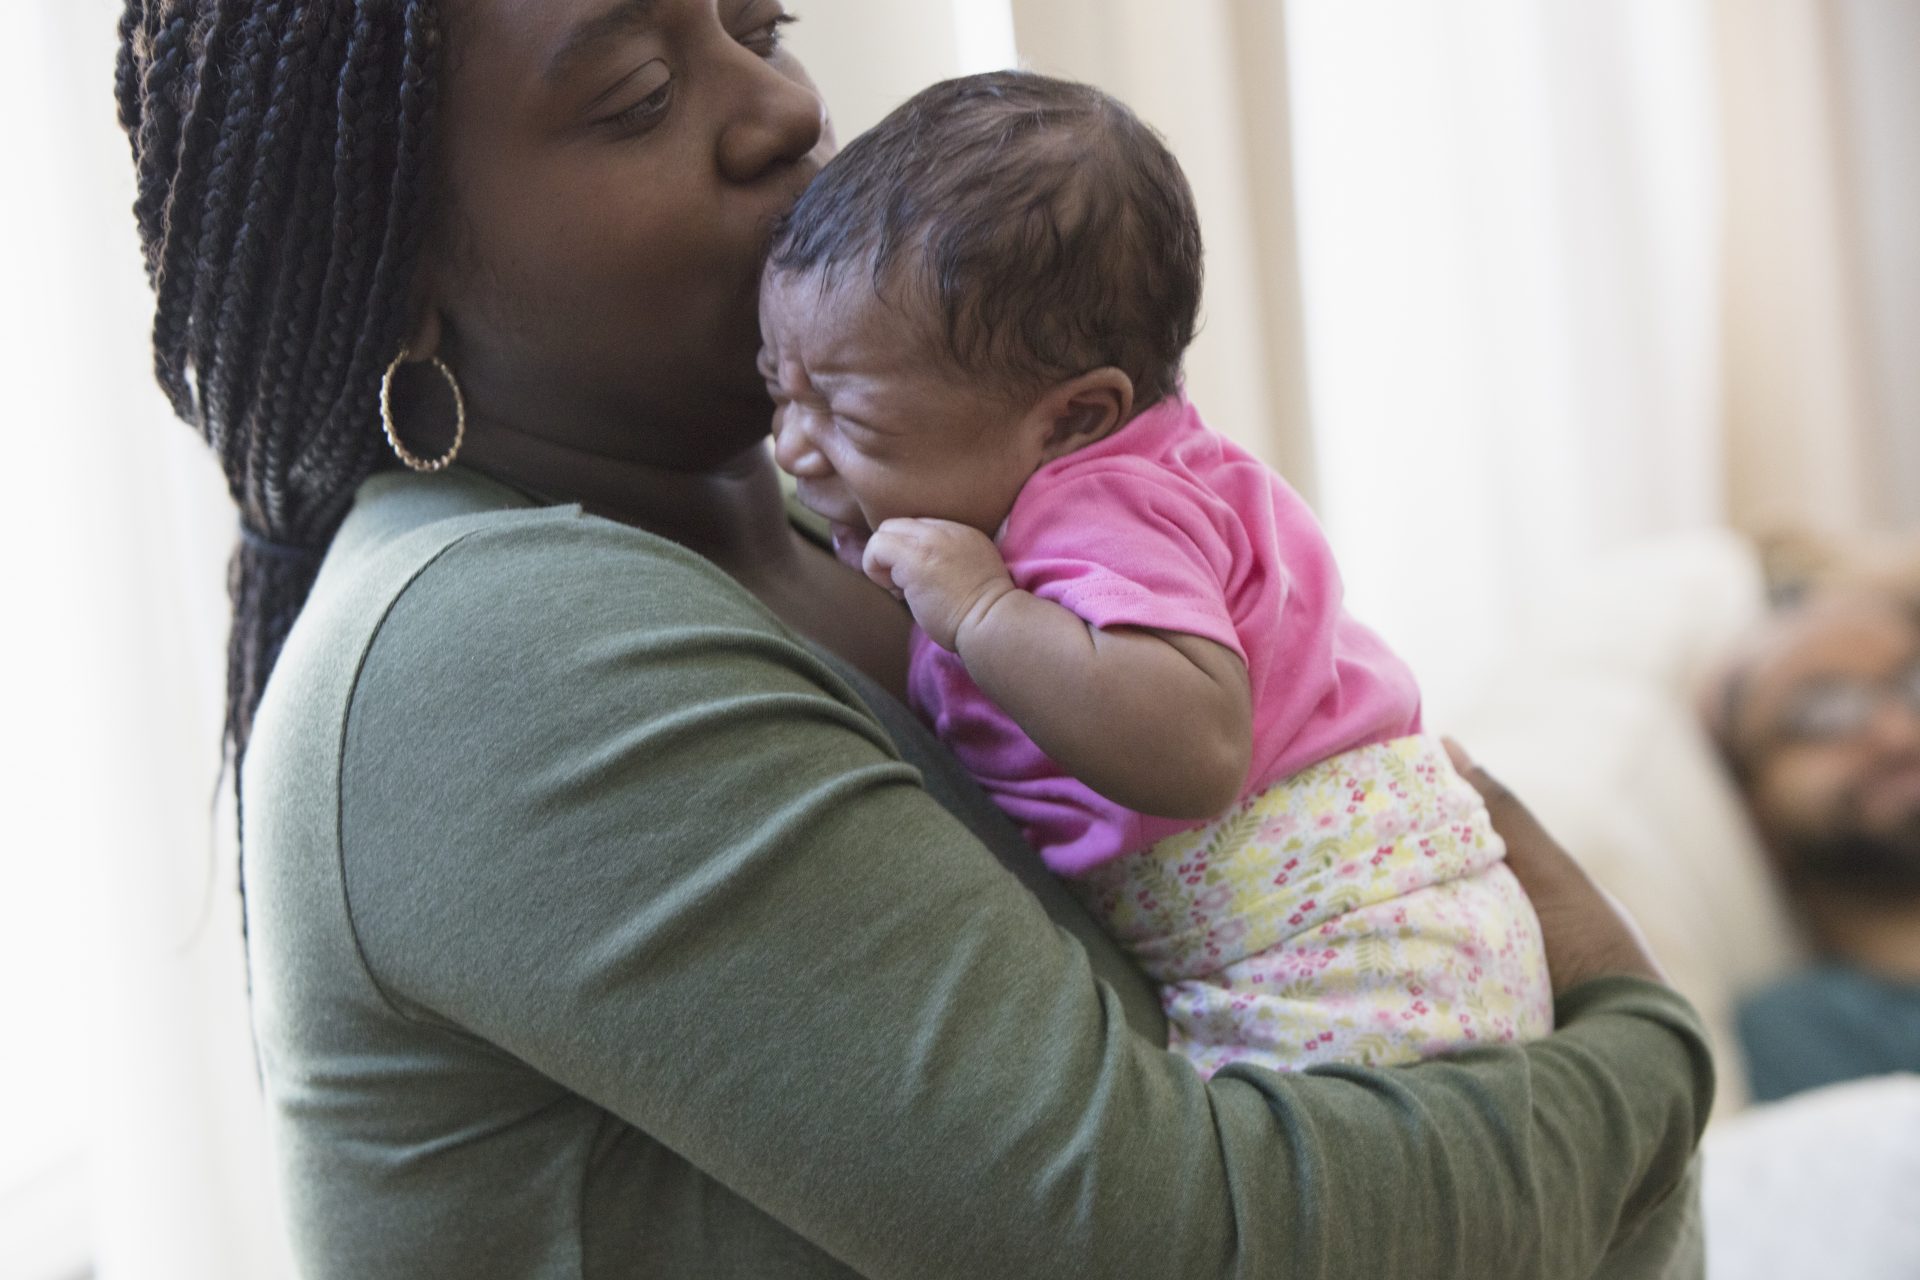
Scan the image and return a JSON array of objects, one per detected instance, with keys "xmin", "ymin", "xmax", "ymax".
[{"xmin": 4, "ymin": 1, "xmax": 1914, "ymax": 1276}]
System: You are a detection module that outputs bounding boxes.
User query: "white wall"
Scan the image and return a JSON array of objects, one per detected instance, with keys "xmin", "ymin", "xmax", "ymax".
[{"xmin": 784, "ymin": 0, "xmax": 1017, "ymax": 137}]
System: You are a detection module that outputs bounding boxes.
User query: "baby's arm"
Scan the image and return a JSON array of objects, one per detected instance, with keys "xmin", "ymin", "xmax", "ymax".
[{"xmin": 864, "ymin": 517, "xmax": 1252, "ymax": 820}]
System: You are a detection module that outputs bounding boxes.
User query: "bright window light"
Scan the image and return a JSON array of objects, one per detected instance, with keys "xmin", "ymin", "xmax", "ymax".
[{"xmin": 952, "ymin": 0, "xmax": 1019, "ymax": 74}]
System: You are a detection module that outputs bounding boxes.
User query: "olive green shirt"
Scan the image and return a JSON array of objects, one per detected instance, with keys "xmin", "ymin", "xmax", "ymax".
[{"xmin": 243, "ymin": 467, "xmax": 1710, "ymax": 1278}]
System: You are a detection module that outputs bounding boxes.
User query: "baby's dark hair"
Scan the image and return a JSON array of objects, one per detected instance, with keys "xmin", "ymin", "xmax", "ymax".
[{"xmin": 768, "ymin": 70, "xmax": 1203, "ymax": 408}]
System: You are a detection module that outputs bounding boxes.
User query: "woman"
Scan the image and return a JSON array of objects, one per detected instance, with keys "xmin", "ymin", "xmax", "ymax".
[{"xmin": 116, "ymin": 2, "xmax": 1710, "ymax": 1276}]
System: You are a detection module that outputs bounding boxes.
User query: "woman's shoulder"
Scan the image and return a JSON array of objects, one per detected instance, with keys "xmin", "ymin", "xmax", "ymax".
[
  {"xmin": 310, "ymin": 468, "xmax": 791, "ymax": 676},
  {"xmin": 252, "ymin": 468, "xmax": 800, "ymax": 783},
  {"xmin": 331, "ymin": 468, "xmax": 764, "ymax": 626}
]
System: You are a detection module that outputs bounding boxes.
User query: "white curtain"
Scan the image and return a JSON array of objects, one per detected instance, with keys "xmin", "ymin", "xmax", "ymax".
[
  {"xmin": 1010, "ymin": 0, "xmax": 1917, "ymax": 716},
  {"xmin": 1280, "ymin": 0, "xmax": 1726, "ymax": 717},
  {"xmin": 1718, "ymin": 0, "xmax": 1920, "ymax": 535},
  {"xmin": 7, "ymin": 2, "xmax": 293, "ymax": 1278},
  {"xmin": 1838, "ymin": 1, "xmax": 1920, "ymax": 527}
]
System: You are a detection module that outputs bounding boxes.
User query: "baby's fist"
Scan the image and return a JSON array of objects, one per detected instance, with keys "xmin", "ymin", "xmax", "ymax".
[{"xmin": 861, "ymin": 518, "xmax": 1017, "ymax": 651}]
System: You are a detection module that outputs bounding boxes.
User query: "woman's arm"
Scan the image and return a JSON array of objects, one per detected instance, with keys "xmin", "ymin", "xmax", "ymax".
[
  {"xmin": 862, "ymin": 515, "xmax": 1252, "ymax": 818},
  {"xmin": 344, "ymin": 521, "xmax": 1709, "ymax": 1280}
]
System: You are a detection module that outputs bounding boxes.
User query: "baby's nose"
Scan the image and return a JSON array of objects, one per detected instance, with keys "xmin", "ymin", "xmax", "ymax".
[{"xmin": 772, "ymin": 410, "xmax": 828, "ymax": 477}]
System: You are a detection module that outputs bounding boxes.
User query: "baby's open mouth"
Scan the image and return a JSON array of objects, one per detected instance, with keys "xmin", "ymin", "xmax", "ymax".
[
  {"xmin": 790, "ymin": 480, "xmax": 870, "ymax": 571},
  {"xmin": 828, "ymin": 520, "xmax": 872, "ymax": 572}
]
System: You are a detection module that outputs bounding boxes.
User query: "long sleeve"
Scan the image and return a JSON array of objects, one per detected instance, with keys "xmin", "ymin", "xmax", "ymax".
[{"xmin": 337, "ymin": 514, "xmax": 1710, "ymax": 1279}]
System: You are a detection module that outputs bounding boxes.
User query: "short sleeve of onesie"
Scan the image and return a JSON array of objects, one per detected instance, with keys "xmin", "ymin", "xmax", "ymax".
[{"xmin": 997, "ymin": 464, "xmax": 1264, "ymax": 663}]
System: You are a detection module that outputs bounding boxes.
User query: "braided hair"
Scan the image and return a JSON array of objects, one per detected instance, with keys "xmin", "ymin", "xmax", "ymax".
[{"xmin": 115, "ymin": 0, "xmax": 442, "ymax": 776}]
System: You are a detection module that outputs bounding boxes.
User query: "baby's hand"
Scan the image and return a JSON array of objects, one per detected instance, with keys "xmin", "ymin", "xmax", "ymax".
[{"xmin": 862, "ymin": 518, "xmax": 1019, "ymax": 651}]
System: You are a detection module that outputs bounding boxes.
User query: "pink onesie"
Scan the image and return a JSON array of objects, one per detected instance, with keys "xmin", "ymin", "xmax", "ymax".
[
  {"xmin": 907, "ymin": 392, "xmax": 1553, "ymax": 1076},
  {"xmin": 909, "ymin": 391, "xmax": 1423, "ymax": 874}
]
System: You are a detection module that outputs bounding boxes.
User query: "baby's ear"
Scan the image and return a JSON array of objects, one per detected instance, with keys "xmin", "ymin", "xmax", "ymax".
[{"xmin": 1036, "ymin": 368, "xmax": 1136, "ymax": 463}]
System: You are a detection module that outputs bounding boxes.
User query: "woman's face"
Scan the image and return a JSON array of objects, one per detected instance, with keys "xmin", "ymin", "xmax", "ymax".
[{"xmin": 428, "ymin": 0, "xmax": 831, "ymax": 470}]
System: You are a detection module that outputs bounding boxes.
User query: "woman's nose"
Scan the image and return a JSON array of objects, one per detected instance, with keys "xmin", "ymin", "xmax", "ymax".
[{"xmin": 717, "ymin": 61, "xmax": 826, "ymax": 185}]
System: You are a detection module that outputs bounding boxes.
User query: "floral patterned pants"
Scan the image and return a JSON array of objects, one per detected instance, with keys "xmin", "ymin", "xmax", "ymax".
[{"xmin": 1070, "ymin": 736, "xmax": 1555, "ymax": 1076}]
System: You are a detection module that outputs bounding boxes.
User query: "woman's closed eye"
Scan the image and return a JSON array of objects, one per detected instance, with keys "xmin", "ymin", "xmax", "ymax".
[
  {"xmin": 579, "ymin": 7, "xmax": 798, "ymax": 138},
  {"xmin": 737, "ymin": 11, "xmax": 800, "ymax": 58},
  {"xmin": 597, "ymin": 61, "xmax": 673, "ymax": 135}
]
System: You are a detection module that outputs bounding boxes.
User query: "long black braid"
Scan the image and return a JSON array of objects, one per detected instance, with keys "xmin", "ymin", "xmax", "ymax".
[{"xmin": 116, "ymin": 0, "xmax": 442, "ymax": 778}]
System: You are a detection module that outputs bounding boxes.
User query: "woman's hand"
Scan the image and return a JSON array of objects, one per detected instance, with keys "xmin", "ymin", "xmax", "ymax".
[{"xmin": 1445, "ymin": 738, "xmax": 1670, "ymax": 996}]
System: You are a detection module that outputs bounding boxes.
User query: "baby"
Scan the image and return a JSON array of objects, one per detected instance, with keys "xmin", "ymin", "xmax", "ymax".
[{"xmin": 760, "ymin": 71, "xmax": 1552, "ymax": 1075}]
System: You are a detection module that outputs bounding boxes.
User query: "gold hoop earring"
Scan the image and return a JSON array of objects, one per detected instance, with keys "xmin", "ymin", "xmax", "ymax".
[{"xmin": 380, "ymin": 351, "xmax": 467, "ymax": 473}]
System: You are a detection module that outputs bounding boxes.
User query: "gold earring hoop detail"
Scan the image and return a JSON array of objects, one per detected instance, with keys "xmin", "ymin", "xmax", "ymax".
[{"xmin": 380, "ymin": 351, "xmax": 467, "ymax": 473}]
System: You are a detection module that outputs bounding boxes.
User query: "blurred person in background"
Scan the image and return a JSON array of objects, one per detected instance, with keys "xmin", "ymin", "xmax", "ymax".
[{"xmin": 1712, "ymin": 585, "xmax": 1920, "ymax": 1103}]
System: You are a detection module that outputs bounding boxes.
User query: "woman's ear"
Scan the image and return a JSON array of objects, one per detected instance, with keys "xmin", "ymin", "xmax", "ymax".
[
  {"xmin": 396, "ymin": 251, "xmax": 449, "ymax": 363},
  {"xmin": 1033, "ymin": 368, "xmax": 1136, "ymax": 464}
]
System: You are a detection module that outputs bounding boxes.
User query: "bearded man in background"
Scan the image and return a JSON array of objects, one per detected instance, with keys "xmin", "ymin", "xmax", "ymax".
[{"xmin": 1714, "ymin": 589, "xmax": 1920, "ymax": 1102}]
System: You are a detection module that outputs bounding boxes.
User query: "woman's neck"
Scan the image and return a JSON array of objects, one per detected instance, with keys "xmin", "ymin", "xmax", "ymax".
[
  {"xmin": 458, "ymin": 415, "xmax": 913, "ymax": 696},
  {"xmin": 462, "ymin": 418, "xmax": 799, "ymax": 580}
]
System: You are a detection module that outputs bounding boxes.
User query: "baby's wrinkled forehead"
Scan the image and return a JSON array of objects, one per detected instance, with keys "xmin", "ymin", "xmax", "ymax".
[
  {"xmin": 758, "ymin": 260, "xmax": 985, "ymax": 409},
  {"xmin": 761, "ymin": 259, "xmax": 935, "ymax": 357},
  {"xmin": 761, "ymin": 250, "xmax": 943, "ymax": 351}
]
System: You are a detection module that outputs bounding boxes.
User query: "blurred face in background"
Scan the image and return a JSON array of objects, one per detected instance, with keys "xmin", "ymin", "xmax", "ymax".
[{"xmin": 1727, "ymin": 594, "xmax": 1920, "ymax": 898}]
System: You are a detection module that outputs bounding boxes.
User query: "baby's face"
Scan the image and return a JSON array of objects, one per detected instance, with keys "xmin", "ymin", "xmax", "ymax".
[{"xmin": 759, "ymin": 269, "xmax": 1048, "ymax": 570}]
